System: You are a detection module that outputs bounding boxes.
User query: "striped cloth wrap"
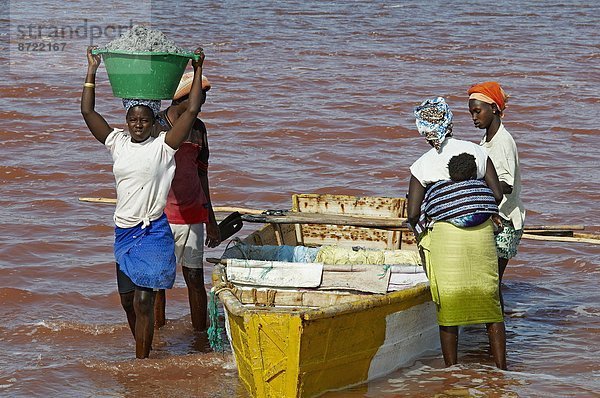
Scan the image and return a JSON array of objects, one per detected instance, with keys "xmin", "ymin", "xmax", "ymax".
[{"xmin": 415, "ymin": 179, "xmax": 498, "ymax": 239}]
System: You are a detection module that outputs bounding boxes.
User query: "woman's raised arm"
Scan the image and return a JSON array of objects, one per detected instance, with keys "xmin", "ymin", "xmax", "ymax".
[
  {"xmin": 164, "ymin": 48, "xmax": 205, "ymax": 150},
  {"xmin": 81, "ymin": 46, "xmax": 112, "ymax": 144}
]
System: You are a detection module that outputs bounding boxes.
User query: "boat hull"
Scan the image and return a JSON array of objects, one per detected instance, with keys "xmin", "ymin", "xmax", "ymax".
[
  {"xmin": 218, "ymin": 281, "xmax": 438, "ymax": 398},
  {"xmin": 214, "ymin": 194, "xmax": 438, "ymax": 397}
]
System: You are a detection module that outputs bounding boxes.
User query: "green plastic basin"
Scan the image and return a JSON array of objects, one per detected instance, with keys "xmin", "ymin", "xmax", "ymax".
[{"xmin": 92, "ymin": 49, "xmax": 200, "ymax": 100}]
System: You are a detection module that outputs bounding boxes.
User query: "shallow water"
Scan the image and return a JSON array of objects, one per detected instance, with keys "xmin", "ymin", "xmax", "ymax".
[{"xmin": 1, "ymin": 1, "xmax": 599, "ymax": 397}]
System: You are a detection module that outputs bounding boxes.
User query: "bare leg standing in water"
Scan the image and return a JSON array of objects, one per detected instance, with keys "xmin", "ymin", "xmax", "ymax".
[
  {"xmin": 439, "ymin": 323, "xmax": 506, "ymax": 370},
  {"xmin": 154, "ymin": 290, "xmax": 166, "ymax": 328},
  {"xmin": 121, "ymin": 290, "xmax": 158, "ymax": 358},
  {"xmin": 439, "ymin": 326, "xmax": 458, "ymax": 366},
  {"xmin": 133, "ymin": 290, "xmax": 156, "ymax": 358},
  {"xmin": 487, "ymin": 322, "xmax": 507, "ymax": 370},
  {"xmin": 117, "ymin": 265, "xmax": 158, "ymax": 358},
  {"xmin": 183, "ymin": 267, "xmax": 208, "ymax": 330}
]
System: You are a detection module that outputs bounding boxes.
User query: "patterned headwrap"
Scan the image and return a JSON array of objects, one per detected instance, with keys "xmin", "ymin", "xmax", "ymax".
[
  {"xmin": 414, "ymin": 96, "xmax": 453, "ymax": 151},
  {"xmin": 122, "ymin": 99, "xmax": 161, "ymax": 118},
  {"xmin": 467, "ymin": 82, "xmax": 509, "ymax": 117}
]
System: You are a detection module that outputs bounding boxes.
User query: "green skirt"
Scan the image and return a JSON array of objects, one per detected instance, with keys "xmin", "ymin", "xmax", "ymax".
[{"xmin": 419, "ymin": 220, "xmax": 503, "ymax": 326}]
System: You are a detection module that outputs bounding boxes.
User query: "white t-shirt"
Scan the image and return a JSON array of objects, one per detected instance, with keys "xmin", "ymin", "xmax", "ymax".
[
  {"xmin": 480, "ymin": 124, "xmax": 525, "ymax": 230},
  {"xmin": 410, "ymin": 137, "xmax": 488, "ymax": 186},
  {"xmin": 105, "ymin": 129, "xmax": 177, "ymax": 229}
]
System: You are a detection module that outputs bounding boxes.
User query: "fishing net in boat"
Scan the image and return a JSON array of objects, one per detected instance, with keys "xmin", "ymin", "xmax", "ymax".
[{"xmin": 207, "ymin": 289, "xmax": 224, "ymax": 352}]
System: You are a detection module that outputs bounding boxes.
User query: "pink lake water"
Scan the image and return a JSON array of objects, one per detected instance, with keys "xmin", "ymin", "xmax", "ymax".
[{"xmin": 1, "ymin": 1, "xmax": 599, "ymax": 396}]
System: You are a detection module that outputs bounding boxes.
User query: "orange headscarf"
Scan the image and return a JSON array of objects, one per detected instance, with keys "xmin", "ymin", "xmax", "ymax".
[{"xmin": 467, "ymin": 82, "xmax": 509, "ymax": 116}]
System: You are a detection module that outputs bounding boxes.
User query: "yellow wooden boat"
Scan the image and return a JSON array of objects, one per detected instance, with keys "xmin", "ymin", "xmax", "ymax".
[{"xmin": 212, "ymin": 194, "xmax": 439, "ymax": 398}]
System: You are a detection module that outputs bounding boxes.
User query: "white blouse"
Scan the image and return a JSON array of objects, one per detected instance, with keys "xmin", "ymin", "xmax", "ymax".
[{"xmin": 105, "ymin": 129, "xmax": 177, "ymax": 229}]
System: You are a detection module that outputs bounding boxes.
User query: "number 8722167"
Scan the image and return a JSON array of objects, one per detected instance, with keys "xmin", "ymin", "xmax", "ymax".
[{"xmin": 17, "ymin": 42, "xmax": 67, "ymax": 51}]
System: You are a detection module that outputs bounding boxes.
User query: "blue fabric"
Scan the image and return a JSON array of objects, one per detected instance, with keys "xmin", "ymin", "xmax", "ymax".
[
  {"xmin": 292, "ymin": 246, "xmax": 319, "ymax": 263},
  {"xmin": 448, "ymin": 213, "xmax": 492, "ymax": 228},
  {"xmin": 114, "ymin": 213, "xmax": 176, "ymax": 289},
  {"xmin": 223, "ymin": 244, "xmax": 291, "ymax": 261},
  {"xmin": 223, "ymin": 243, "xmax": 319, "ymax": 263},
  {"xmin": 156, "ymin": 110, "xmax": 170, "ymax": 129},
  {"xmin": 122, "ymin": 98, "xmax": 161, "ymax": 117}
]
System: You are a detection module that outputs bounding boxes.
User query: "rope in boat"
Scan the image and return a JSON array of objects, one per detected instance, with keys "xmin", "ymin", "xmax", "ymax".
[
  {"xmin": 207, "ymin": 238, "xmax": 240, "ymax": 352},
  {"xmin": 207, "ymin": 288, "xmax": 223, "ymax": 352},
  {"xmin": 207, "ymin": 283, "xmax": 235, "ymax": 352}
]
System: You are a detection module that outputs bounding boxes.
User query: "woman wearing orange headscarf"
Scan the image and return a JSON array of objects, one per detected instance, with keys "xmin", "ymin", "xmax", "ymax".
[{"xmin": 468, "ymin": 82, "xmax": 525, "ymax": 311}]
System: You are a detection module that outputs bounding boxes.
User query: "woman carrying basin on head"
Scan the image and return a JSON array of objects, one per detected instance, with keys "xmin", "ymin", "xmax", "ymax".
[{"xmin": 80, "ymin": 45, "xmax": 205, "ymax": 358}]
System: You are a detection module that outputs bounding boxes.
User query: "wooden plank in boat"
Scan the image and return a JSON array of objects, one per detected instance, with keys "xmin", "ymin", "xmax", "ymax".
[
  {"xmin": 235, "ymin": 288, "xmax": 362, "ymax": 307},
  {"xmin": 389, "ymin": 271, "xmax": 428, "ymax": 288},
  {"xmin": 226, "ymin": 259, "xmax": 323, "ymax": 288},
  {"xmin": 292, "ymin": 194, "xmax": 405, "ymax": 217},
  {"xmin": 246, "ymin": 223, "xmax": 299, "ymax": 246},
  {"xmin": 320, "ymin": 266, "xmax": 391, "ymax": 294},
  {"xmin": 242, "ymin": 212, "xmax": 407, "ymax": 228},
  {"xmin": 297, "ymin": 224, "xmax": 402, "ymax": 250},
  {"xmin": 291, "ymin": 194, "xmax": 407, "ymax": 250}
]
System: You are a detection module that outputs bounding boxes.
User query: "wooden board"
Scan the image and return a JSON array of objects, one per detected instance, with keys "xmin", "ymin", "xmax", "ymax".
[
  {"xmin": 226, "ymin": 259, "xmax": 323, "ymax": 288},
  {"xmin": 245, "ymin": 223, "xmax": 299, "ymax": 246},
  {"xmin": 233, "ymin": 288, "xmax": 363, "ymax": 307},
  {"xmin": 291, "ymin": 194, "xmax": 407, "ymax": 250},
  {"xmin": 320, "ymin": 266, "xmax": 391, "ymax": 294},
  {"xmin": 522, "ymin": 233, "xmax": 600, "ymax": 245},
  {"xmin": 242, "ymin": 212, "xmax": 407, "ymax": 228}
]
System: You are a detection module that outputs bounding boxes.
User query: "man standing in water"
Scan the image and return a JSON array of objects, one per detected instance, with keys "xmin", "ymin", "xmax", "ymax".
[
  {"xmin": 152, "ymin": 72, "xmax": 221, "ymax": 334},
  {"xmin": 468, "ymin": 82, "xmax": 525, "ymax": 311}
]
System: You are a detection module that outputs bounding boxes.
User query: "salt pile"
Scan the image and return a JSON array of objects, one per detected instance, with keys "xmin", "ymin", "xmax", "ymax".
[{"xmin": 104, "ymin": 25, "xmax": 186, "ymax": 53}]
